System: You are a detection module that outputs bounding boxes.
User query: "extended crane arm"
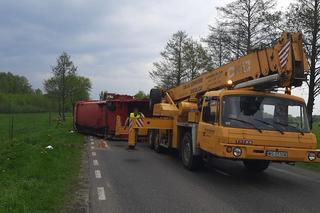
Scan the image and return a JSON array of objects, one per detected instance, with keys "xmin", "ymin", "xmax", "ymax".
[{"xmin": 167, "ymin": 32, "xmax": 309, "ymax": 101}]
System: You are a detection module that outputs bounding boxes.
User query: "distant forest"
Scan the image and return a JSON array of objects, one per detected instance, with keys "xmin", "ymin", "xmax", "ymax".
[
  {"xmin": 0, "ymin": 52, "xmax": 91, "ymax": 115},
  {"xmin": 0, "ymin": 71, "xmax": 91, "ymax": 114},
  {"xmin": 0, "ymin": 72, "xmax": 56, "ymax": 113}
]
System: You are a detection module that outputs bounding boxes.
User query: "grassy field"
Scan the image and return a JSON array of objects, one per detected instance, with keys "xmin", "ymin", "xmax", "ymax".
[
  {"xmin": 0, "ymin": 113, "xmax": 84, "ymax": 213},
  {"xmin": 298, "ymin": 121, "xmax": 320, "ymax": 170},
  {"xmin": 312, "ymin": 121, "xmax": 320, "ymax": 148}
]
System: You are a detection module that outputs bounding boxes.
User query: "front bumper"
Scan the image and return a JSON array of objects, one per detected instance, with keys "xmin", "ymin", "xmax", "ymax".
[{"xmin": 217, "ymin": 143, "xmax": 320, "ymax": 163}]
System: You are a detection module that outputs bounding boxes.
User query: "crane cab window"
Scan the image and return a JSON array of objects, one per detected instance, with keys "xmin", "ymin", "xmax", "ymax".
[
  {"xmin": 202, "ymin": 97, "xmax": 219, "ymax": 124},
  {"xmin": 222, "ymin": 95, "xmax": 310, "ymax": 133}
]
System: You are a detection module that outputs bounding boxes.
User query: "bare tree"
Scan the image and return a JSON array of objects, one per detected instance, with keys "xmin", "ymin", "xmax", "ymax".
[
  {"xmin": 216, "ymin": 0, "xmax": 281, "ymax": 57},
  {"xmin": 286, "ymin": 0, "xmax": 320, "ymax": 127},
  {"xmin": 183, "ymin": 39, "xmax": 213, "ymax": 80},
  {"xmin": 203, "ymin": 24, "xmax": 232, "ymax": 67},
  {"xmin": 150, "ymin": 31, "xmax": 212, "ymax": 88},
  {"xmin": 150, "ymin": 31, "xmax": 189, "ymax": 88}
]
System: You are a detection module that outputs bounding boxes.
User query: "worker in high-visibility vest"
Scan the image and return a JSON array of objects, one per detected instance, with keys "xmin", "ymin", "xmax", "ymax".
[
  {"xmin": 124, "ymin": 108, "xmax": 145, "ymax": 128},
  {"xmin": 125, "ymin": 108, "xmax": 144, "ymax": 148},
  {"xmin": 130, "ymin": 107, "xmax": 145, "ymax": 119}
]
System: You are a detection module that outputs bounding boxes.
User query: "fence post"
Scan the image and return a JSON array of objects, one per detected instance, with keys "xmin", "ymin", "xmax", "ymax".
[
  {"xmin": 9, "ymin": 113, "xmax": 14, "ymax": 142},
  {"xmin": 8, "ymin": 101, "xmax": 14, "ymax": 142},
  {"xmin": 49, "ymin": 111, "xmax": 52, "ymax": 127}
]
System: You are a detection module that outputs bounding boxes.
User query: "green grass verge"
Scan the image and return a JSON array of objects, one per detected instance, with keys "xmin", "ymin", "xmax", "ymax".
[
  {"xmin": 298, "ymin": 121, "xmax": 320, "ymax": 171},
  {"xmin": 0, "ymin": 113, "xmax": 84, "ymax": 213}
]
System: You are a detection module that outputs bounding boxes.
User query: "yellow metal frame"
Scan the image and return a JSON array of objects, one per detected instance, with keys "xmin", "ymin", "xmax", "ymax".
[
  {"xmin": 128, "ymin": 118, "xmax": 174, "ymax": 147},
  {"xmin": 115, "ymin": 115, "xmax": 148, "ymax": 138}
]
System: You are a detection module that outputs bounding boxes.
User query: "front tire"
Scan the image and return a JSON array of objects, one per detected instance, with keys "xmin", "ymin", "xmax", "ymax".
[
  {"xmin": 243, "ymin": 160, "xmax": 270, "ymax": 172},
  {"xmin": 181, "ymin": 132, "xmax": 202, "ymax": 170}
]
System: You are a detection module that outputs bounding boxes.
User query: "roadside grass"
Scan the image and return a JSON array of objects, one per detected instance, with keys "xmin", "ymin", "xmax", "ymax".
[
  {"xmin": 298, "ymin": 121, "xmax": 320, "ymax": 171},
  {"xmin": 0, "ymin": 113, "xmax": 84, "ymax": 213}
]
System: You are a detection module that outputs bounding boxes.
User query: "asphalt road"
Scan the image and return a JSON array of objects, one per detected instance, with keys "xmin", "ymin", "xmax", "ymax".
[{"xmin": 87, "ymin": 136, "xmax": 320, "ymax": 213}]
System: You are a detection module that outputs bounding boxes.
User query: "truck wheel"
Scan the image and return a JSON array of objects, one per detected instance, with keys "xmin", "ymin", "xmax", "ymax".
[
  {"xmin": 149, "ymin": 88, "xmax": 162, "ymax": 110},
  {"xmin": 243, "ymin": 160, "xmax": 270, "ymax": 172},
  {"xmin": 148, "ymin": 130, "xmax": 154, "ymax": 149},
  {"xmin": 153, "ymin": 130, "xmax": 162, "ymax": 153},
  {"xmin": 181, "ymin": 132, "xmax": 202, "ymax": 170}
]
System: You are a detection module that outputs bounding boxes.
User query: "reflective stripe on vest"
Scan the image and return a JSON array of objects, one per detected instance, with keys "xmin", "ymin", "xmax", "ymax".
[{"xmin": 130, "ymin": 112, "xmax": 141, "ymax": 119}]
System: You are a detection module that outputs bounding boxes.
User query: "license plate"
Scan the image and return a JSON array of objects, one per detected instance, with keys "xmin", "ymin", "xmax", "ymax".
[{"xmin": 266, "ymin": 150, "xmax": 288, "ymax": 158}]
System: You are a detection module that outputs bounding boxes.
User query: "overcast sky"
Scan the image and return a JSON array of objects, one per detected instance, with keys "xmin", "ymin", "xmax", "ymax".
[{"xmin": 1, "ymin": 0, "xmax": 318, "ymax": 113}]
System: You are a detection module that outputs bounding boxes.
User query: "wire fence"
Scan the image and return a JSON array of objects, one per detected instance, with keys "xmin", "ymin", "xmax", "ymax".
[{"xmin": 0, "ymin": 112, "xmax": 66, "ymax": 143}]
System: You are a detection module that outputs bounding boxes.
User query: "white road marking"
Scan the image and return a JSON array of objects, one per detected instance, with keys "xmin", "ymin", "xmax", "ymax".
[
  {"xmin": 92, "ymin": 152, "xmax": 96, "ymax": 156},
  {"xmin": 214, "ymin": 168, "xmax": 230, "ymax": 176},
  {"xmin": 91, "ymin": 146, "xmax": 94, "ymax": 150},
  {"xmin": 95, "ymin": 170, "xmax": 102, "ymax": 179},
  {"xmin": 93, "ymin": 160, "xmax": 99, "ymax": 166},
  {"xmin": 91, "ymin": 142, "xmax": 94, "ymax": 145},
  {"xmin": 97, "ymin": 187, "xmax": 106, "ymax": 200}
]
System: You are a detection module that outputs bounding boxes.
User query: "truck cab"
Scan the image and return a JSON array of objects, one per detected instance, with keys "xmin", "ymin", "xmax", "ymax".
[{"xmin": 197, "ymin": 89, "xmax": 319, "ymax": 171}]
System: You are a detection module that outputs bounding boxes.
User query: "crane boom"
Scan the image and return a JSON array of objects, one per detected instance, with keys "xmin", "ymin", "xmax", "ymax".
[{"xmin": 167, "ymin": 32, "xmax": 309, "ymax": 101}]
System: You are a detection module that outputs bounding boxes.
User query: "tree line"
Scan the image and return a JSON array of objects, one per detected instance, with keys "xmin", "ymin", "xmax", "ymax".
[
  {"xmin": 0, "ymin": 72, "xmax": 35, "ymax": 94},
  {"xmin": 150, "ymin": 0, "xmax": 320, "ymax": 126},
  {"xmin": 0, "ymin": 52, "xmax": 91, "ymax": 118},
  {"xmin": 0, "ymin": 72, "xmax": 51, "ymax": 113}
]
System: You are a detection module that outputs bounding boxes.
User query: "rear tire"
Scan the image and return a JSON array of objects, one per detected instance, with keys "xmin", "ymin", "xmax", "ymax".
[
  {"xmin": 181, "ymin": 132, "xmax": 202, "ymax": 170},
  {"xmin": 149, "ymin": 88, "xmax": 162, "ymax": 110},
  {"xmin": 243, "ymin": 160, "xmax": 270, "ymax": 172}
]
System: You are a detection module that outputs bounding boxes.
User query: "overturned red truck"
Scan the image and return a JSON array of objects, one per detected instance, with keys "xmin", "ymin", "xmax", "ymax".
[{"xmin": 74, "ymin": 93, "xmax": 151, "ymax": 139}]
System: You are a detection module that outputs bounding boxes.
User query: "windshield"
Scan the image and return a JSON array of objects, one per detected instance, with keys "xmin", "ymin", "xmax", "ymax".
[{"xmin": 221, "ymin": 95, "xmax": 310, "ymax": 133}]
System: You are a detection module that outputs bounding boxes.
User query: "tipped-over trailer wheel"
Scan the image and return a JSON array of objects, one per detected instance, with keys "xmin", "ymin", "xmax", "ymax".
[
  {"xmin": 181, "ymin": 131, "xmax": 202, "ymax": 170},
  {"xmin": 149, "ymin": 88, "xmax": 162, "ymax": 110},
  {"xmin": 243, "ymin": 160, "xmax": 270, "ymax": 172}
]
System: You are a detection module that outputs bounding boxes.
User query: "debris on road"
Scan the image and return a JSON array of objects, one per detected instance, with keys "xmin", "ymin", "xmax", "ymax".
[{"xmin": 46, "ymin": 145, "xmax": 54, "ymax": 149}]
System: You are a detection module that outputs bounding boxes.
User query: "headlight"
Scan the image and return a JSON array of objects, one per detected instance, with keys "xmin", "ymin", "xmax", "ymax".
[
  {"xmin": 308, "ymin": 152, "xmax": 316, "ymax": 161},
  {"xmin": 233, "ymin": 147, "xmax": 242, "ymax": 157}
]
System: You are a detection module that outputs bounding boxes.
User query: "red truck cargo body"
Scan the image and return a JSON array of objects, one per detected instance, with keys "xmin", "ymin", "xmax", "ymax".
[
  {"xmin": 74, "ymin": 100, "xmax": 107, "ymax": 136},
  {"xmin": 74, "ymin": 93, "xmax": 151, "ymax": 138}
]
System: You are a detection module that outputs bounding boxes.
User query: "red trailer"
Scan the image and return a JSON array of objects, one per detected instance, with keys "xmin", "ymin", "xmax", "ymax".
[{"xmin": 74, "ymin": 93, "xmax": 151, "ymax": 139}]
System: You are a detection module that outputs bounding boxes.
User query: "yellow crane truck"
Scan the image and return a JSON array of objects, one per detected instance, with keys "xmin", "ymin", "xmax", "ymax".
[{"xmin": 127, "ymin": 32, "xmax": 320, "ymax": 172}]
